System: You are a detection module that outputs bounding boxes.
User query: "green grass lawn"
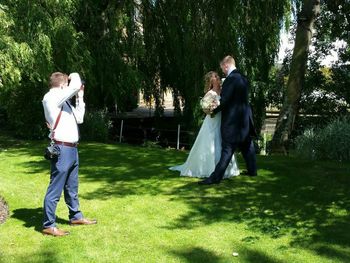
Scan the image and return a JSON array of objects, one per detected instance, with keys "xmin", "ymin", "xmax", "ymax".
[{"xmin": 0, "ymin": 136, "xmax": 350, "ymax": 263}]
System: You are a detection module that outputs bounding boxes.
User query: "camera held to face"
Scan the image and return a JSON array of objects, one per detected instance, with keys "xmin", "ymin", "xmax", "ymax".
[{"xmin": 67, "ymin": 79, "xmax": 85, "ymax": 86}]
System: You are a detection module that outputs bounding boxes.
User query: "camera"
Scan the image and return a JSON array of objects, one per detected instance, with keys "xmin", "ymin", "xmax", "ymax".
[
  {"xmin": 44, "ymin": 145, "xmax": 60, "ymax": 160},
  {"xmin": 67, "ymin": 78, "xmax": 85, "ymax": 86}
]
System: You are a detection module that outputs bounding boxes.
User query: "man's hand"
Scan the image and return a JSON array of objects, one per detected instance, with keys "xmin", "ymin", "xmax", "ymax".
[
  {"xmin": 68, "ymin": 73, "xmax": 82, "ymax": 88},
  {"xmin": 69, "ymin": 72, "xmax": 81, "ymax": 81},
  {"xmin": 78, "ymin": 84, "xmax": 85, "ymax": 98}
]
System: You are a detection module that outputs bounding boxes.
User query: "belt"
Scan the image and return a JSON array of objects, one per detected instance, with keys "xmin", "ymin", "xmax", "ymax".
[{"xmin": 54, "ymin": 140, "xmax": 78, "ymax": 148}]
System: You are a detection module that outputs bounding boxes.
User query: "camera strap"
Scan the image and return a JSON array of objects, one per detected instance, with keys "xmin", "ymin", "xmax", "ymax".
[
  {"xmin": 65, "ymin": 101, "xmax": 80, "ymax": 139},
  {"xmin": 48, "ymin": 106, "xmax": 63, "ymax": 141}
]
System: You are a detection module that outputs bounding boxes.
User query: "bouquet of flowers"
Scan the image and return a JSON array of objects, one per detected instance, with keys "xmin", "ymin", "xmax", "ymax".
[{"xmin": 200, "ymin": 91, "xmax": 220, "ymax": 113}]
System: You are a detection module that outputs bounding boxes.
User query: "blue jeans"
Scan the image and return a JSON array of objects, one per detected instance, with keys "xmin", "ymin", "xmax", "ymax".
[{"xmin": 43, "ymin": 145, "xmax": 83, "ymax": 228}]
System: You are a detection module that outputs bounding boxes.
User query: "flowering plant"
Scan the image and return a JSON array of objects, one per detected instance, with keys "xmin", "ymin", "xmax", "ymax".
[{"xmin": 200, "ymin": 91, "xmax": 220, "ymax": 112}]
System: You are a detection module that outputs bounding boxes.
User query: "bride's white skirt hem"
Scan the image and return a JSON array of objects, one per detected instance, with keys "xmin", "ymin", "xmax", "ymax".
[
  {"xmin": 169, "ymin": 166, "xmax": 240, "ymax": 179},
  {"xmin": 169, "ymin": 113, "xmax": 240, "ymax": 178}
]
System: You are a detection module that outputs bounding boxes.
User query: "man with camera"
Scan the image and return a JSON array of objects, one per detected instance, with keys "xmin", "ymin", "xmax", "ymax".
[{"xmin": 42, "ymin": 72, "xmax": 96, "ymax": 237}]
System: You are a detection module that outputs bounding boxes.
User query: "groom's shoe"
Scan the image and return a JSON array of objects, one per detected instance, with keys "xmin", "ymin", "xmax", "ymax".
[
  {"xmin": 198, "ymin": 177, "xmax": 221, "ymax": 185},
  {"xmin": 70, "ymin": 218, "xmax": 97, "ymax": 226},
  {"xmin": 241, "ymin": 171, "xmax": 257, "ymax": 177}
]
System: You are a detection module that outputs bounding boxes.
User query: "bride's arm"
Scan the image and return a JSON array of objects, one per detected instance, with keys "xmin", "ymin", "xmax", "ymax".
[{"xmin": 212, "ymin": 78, "xmax": 235, "ymax": 114}]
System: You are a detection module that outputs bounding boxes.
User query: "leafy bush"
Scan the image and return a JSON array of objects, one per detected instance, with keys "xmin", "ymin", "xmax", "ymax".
[
  {"xmin": 2, "ymin": 80, "xmax": 48, "ymax": 139},
  {"xmin": 80, "ymin": 110, "xmax": 112, "ymax": 142},
  {"xmin": 142, "ymin": 140, "xmax": 162, "ymax": 149},
  {"xmin": 295, "ymin": 116, "xmax": 350, "ymax": 161}
]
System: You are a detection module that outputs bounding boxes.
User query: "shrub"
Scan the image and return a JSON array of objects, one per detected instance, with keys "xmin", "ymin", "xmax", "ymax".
[
  {"xmin": 80, "ymin": 109, "xmax": 112, "ymax": 142},
  {"xmin": 2, "ymin": 80, "xmax": 47, "ymax": 139},
  {"xmin": 295, "ymin": 115, "xmax": 350, "ymax": 161},
  {"xmin": 142, "ymin": 140, "xmax": 162, "ymax": 149}
]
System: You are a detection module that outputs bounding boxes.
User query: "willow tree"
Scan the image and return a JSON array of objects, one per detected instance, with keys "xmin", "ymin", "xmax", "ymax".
[
  {"xmin": 141, "ymin": 0, "xmax": 290, "ymax": 133},
  {"xmin": 0, "ymin": 0, "xmax": 91, "ymax": 138},
  {"xmin": 272, "ymin": 0, "xmax": 320, "ymax": 151},
  {"xmin": 235, "ymin": 0, "xmax": 291, "ymax": 135},
  {"xmin": 75, "ymin": 0, "xmax": 144, "ymax": 112}
]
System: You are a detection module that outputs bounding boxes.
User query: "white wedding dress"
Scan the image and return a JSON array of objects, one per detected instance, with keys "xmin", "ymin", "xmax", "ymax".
[{"xmin": 170, "ymin": 91, "xmax": 240, "ymax": 178}]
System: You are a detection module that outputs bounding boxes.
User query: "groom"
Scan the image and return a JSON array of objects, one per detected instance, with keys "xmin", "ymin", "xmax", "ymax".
[{"xmin": 199, "ymin": 55, "xmax": 257, "ymax": 185}]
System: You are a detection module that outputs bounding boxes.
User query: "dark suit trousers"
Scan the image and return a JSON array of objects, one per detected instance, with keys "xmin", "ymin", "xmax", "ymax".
[{"xmin": 210, "ymin": 136, "xmax": 257, "ymax": 181}]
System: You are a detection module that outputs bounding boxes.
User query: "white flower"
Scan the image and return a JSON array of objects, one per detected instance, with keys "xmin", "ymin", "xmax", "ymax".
[{"xmin": 200, "ymin": 91, "xmax": 220, "ymax": 112}]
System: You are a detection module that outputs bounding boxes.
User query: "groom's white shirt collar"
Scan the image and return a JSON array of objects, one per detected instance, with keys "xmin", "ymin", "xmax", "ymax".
[{"xmin": 227, "ymin": 66, "xmax": 236, "ymax": 76}]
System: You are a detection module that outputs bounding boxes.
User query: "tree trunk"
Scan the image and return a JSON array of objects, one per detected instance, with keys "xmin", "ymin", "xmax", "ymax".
[{"xmin": 271, "ymin": 0, "xmax": 320, "ymax": 154}]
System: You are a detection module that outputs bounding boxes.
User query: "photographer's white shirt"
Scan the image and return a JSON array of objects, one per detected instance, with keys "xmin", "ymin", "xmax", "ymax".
[{"xmin": 42, "ymin": 73, "xmax": 85, "ymax": 143}]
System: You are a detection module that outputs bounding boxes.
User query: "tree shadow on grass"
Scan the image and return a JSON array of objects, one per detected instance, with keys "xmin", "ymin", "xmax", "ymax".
[
  {"xmin": 78, "ymin": 143, "xmax": 190, "ymax": 198},
  {"xmin": 16, "ymin": 250, "xmax": 60, "ymax": 263},
  {"xmin": 11, "ymin": 208, "xmax": 70, "ymax": 233},
  {"xmin": 168, "ymin": 247, "xmax": 221, "ymax": 263},
  {"xmin": 168, "ymin": 246, "xmax": 284, "ymax": 263},
  {"xmin": 0, "ymin": 138, "xmax": 50, "ymax": 175},
  {"xmin": 239, "ymin": 248, "xmax": 285, "ymax": 263},
  {"xmin": 81, "ymin": 147, "xmax": 350, "ymax": 261},
  {"xmin": 313, "ymin": 245, "xmax": 350, "ymax": 263},
  {"xmin": 163, "ymin": 156, "xmax": 350, "ymax": 261},
  {"xmin": 14, "ymin": 140, "xmax": 350, "ymax": 261}
]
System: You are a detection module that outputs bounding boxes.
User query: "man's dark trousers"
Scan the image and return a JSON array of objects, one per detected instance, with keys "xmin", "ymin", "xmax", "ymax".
[
  {"xmin": 43, "ymin": 145, "xmax": 83, "ymax": 228},
  {"xmin": 210, "ymin": 136, "xmax": 256, "ymax": 182}
]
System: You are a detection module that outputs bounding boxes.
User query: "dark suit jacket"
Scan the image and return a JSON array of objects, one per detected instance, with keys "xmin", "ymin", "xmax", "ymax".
[{"xmin": 213, "ymin": 69, "xmax": 256, "ymax": 144}]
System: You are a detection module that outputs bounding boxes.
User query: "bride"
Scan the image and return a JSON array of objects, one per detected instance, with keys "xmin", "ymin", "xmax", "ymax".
[{"xmin": 170, "ymin": 71, "xmax": 239, "ymax": 178}]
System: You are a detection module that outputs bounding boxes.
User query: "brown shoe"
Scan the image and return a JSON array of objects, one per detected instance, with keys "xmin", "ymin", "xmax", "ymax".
[
  {"xmin": 42, "ymin": 227, "xmax": 70, "ymax": 237},
  {"xmin": 70, "ymin": 218, "xmax": 97, "ymax": 226}
]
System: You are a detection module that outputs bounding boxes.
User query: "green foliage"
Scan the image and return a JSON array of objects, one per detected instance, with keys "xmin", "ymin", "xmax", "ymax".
[
  {"xmin": 0, "ymin": 6, "xmax": 26, "ymax": 90},
  {"xmin": 250, "ymin": 81, "xmax": 268, "ymax": 136},
  {"xmin": 270, "ymin": 0, "xmax": 349, "ymax": 142},
  {"xmin": 300, "ymin": 0, "xmax": 350, "ymax": 116},
  {"xmin": 301, "ymin": 53, "xmax": 349, "ymax": 118},
  {"xmin": 4, "ymin": 80, "xmax": 47, "ymax": 139},
  {"xmin": 1, "ymin": 0, "xmax": 293, "ymax": 139},
  {"xmin": 295, "ymin": 116, "xmax": 350, "ymax": 161},
  {"xmin": 0, "ymin": 0, "xmax": 92, "ymax": 138},
  {"xmin": 141, "ymin": 0, "xmax": 290, "ymax": 133},
  {"xmin": 3, "ymin": 0, "xmax": 348, "ymax": 142},
  {"xmin": 142, "ymin": 140, "xmax": 162, "ymax": 148},
  {"xmin": 75, "ymin": 0, "xmax": 144, "ymax": 111},
  {"xmin": 0, "ymin": 0, "xmax": 140, "ymax": 138},
  {"xmin": 80, "ymin": 109, "xmax": 112, "ymax": 142}
]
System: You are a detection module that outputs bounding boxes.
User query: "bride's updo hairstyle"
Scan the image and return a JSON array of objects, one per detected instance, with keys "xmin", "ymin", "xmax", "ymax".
[{"xmin": 203, "ymin": 71, "xmax": 219, "ymax": 93}]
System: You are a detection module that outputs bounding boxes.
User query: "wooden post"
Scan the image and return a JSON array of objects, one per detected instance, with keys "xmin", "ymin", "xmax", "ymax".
[
  {"xmin": 177, "ymin": 124, "xmax": 180, "ymax": 150},
  {"xmin": 119, "ymin": 120, "xmax": 124, "ymax": 143},
  {"xmin": 261, "ymin": 132, "xmax": 267, "ymax": 155}
]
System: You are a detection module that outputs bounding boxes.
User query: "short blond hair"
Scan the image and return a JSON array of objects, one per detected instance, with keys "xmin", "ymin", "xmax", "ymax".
[
  {"xmin": 220, "ymin": 55, "xmax": 236, "ymax": 67},
  {"xmin": 49, "ymin": 72, "xmax": 68, "ymax": 88}
]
